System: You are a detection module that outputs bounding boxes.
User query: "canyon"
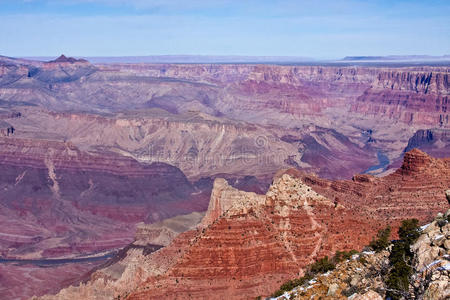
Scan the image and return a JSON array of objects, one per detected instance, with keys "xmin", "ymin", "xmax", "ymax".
[
  {"xmin": 0, "ymin": 55, "xmax": 448, "ymax": 299},
  {"xmin": 34, "ymin": 149, "xmax": 450, "ymax": 299}
]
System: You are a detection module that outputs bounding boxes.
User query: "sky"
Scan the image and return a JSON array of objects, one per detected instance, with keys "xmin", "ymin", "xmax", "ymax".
[{"xmin": 0, "ymin": 0, "xmax": 449, "ymax": 58}]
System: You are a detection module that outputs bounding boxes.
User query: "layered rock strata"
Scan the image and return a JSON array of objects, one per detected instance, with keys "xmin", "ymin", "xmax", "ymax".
[{"xmin": 36, "ymin": 150, "xmax": 450, "ymax": 300}]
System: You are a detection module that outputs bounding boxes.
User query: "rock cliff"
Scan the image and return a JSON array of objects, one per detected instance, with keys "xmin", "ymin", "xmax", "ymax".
[
  {"xmin": 35, "ymin": 150, "xmax": 450, "ymax": 300},
  {"xmin": 404, "ymin": 128, "xmax": 450, "ymax": 158},
  {"xmin": 0, "ymin": 136, "xmax": 208, "ymax": 260},
  {"xmin": 0, "ymin": 58, "xmax": 448, "ymax": 129}
]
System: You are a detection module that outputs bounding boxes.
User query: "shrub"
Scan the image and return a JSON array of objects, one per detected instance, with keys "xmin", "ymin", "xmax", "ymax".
[
  {"xmin": 397, "ymin": 219, "xmax": 420, "ymax": 244},
  {"xmin": 270, "ymin": 274, "xmax": 313, "ymax": 297},
  {"xmin": 269, "ymin": 251, "xmax": 356, "ymax": 297},
  {"xmin": 310, "ymin": 256, "xmax": 336, "ymax": 273},
  {"xmin": 369, "ymin": 226, "xmax": 391, "ymax": 252},
  {"xmin": 333, "ymin": 250, "xmax": 358, "ymax": 263},
  {"xmin": 385, "ymin": 219, "xmax": 420, "ymax": 300}
]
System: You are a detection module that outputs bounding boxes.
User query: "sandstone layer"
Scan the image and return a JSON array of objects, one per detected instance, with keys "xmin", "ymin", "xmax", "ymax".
[
  {"xmin": 1, "ymin": 58, "xmax": 448, "ymax": 128},
  {"xmin": 36, "ymin": 150, "xmax": 450, "ymax": 300}
]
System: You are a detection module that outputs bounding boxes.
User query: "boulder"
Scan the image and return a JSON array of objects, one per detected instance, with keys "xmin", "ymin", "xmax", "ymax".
[
  {"xmin": 423, "ymin": 280, "xmax": 450, "ymax": 300},
  {"xmin": 351, "ymin": 290, "xmax": 383, "ymax": 300},
  {"xmin": 326, "ymin": 283, "xmax": 339, "ymax": 296}
]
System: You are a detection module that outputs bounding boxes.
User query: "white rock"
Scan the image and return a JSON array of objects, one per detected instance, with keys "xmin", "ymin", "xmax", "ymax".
[{"xmin": 326, "ymin": 283, "xmax": 339, "ymax": 296}]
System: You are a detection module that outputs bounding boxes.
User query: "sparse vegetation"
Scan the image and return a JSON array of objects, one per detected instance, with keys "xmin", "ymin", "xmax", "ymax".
[
  {"xmin": 310, "ymin": 256, "xmax": 336, "ymax": 273},
  {"xmin": 358, "ymin": 255, "xmax": 368, "ymax": 265},
  {"xmin": 271, "ymin": 248, "xmax": 363, "ymax": 297},
  {"xmin": 271, "ymin": 273, "xmax": 314, "ymax": 297},
  {"xmin": 385, "ymin": 219, "xmax": 420, "ymax": 300},
  {"xmin": 268, "ymin": 217, "xmax": 437, "ymax": 300},
  {"xmin": 271, "ymin": 250, "xmax": 362, "ymax": 297},
  {"xmin": 333, "ymin": 249, "xmax": 358, "ymax": 263},
  {"xmin": 369, "ymin": 225, "xmax": 391, "ymax": 252}
]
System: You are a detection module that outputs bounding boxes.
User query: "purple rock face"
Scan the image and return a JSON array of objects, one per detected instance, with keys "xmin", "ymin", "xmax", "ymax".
[{"xmin": 0, "ymin": 137, "xmax": 208, "ymax": 260}]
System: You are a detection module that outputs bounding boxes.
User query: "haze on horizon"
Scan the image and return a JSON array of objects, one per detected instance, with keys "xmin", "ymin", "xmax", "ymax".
[{"xmin": 0, "ymin": 0, "xmax": 449, "ymax": 59}]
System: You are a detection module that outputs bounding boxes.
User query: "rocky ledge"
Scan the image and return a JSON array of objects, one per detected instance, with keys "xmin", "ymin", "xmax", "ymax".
[{"xmin": 269, "ymin": 211, "xmax": 450, "ymax": 300}]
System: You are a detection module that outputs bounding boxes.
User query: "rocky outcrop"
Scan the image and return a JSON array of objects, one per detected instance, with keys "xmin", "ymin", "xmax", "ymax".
[
  {"xmin": 272, "ymin": 251, "xmax": 389, "ymax": 300},
  {"xmin": 410, "ymin": 211, "xmax": 450, "ymax": 300},
  {"xmin": 46, "ymin": 55, "xmax": 89, "ymax": 65},
  {"xmin": 404, "ymin": 128, "xmax": 450, "ymax": 158},
  {"xmin": 200, "ymin": 178, "xmax": 265, "ymax": 227},
  {"xmin": 268, "ymin": 211, "xmax": 449, "ymax": 300},
  {"xmin": 35, "ymin": 150, "xmax": 450, "ymax": 300}
]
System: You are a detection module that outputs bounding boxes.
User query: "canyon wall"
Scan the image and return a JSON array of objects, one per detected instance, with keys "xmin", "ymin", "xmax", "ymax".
[
  {"xmin": 3, "ymin": 107, "xmax": 379, "ymax": 180},
  {"xmin": 1, "ymin": 57, "xmax": 448, "ymax": 299},
  {"xmin": 0, "ymin": 136, "xmax": 209, "ymax": 260},
  {"xmin": 36, "ymin": 150, "xmax": 450, "ymax": 300},
  {"xmin": 1, "ymin": 57, "xmax": 448, "ymax": 128}
]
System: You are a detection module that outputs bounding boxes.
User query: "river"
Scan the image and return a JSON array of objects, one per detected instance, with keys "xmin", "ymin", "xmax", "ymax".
[
  {"xmin": 364, "ymin": 151, "xmax": 390, "ymax": 174},
  {"xmin": 0, "ymin": 252, "xmax": 116, "ymax": 266}
]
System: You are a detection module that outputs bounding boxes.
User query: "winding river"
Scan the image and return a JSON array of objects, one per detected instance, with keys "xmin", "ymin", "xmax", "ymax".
[{"xmin": 0, "ymin": 251, "xmax": 116, "ymax": 266}]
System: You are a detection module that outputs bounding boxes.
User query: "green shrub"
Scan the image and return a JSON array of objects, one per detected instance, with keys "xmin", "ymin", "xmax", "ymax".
[
  {"xmin": 369, "ymin": 226, "xmax": 391, "ymax": 252},
  {"xmin": 385, "ymin": 219, "xmax": 420, "ymax": 300},
  {"xmin": 333, "ymin": 250, "xmax": 358, "ymax": 263},
  {"xmin": 397, "ymin": 219, "xmax": 420, "ymax": 244},
  {"xmin": 310, "ymin": 256, "xmax": 336, "ymax": 273},
  {"xmin": 270, "ymin": 274, "xmax": 313, "ymax": 297}
]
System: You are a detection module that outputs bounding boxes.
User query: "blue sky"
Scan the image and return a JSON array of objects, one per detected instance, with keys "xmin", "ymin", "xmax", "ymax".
[{"xmin": 0, "ymin": 0, "xmax": 449, "ymax": 58}]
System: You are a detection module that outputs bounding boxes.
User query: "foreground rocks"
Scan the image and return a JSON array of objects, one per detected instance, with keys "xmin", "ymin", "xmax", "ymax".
[
  {"xmin": 272, "ymin": 251, "xmax": 389, "ymax": 300},
  {"xmin": 411, "ymin": 210, "xmax": 450, "ymax": 300},
  {"xmin": 268, "ymin": 212, "xmax": 449, "ymax": 300}
]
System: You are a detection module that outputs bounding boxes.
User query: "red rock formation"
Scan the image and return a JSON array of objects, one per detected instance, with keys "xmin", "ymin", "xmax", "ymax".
[
  {"xmin": 37, "ymin": 150, "xmax": 449, "ymax": 300},
  {"xmin": 125, "ymin": 150, "xmax": 449, "ymax": 299},
  {"xmin": 1, "ymin": 56, "xmax": 448, "ymax": 299}
]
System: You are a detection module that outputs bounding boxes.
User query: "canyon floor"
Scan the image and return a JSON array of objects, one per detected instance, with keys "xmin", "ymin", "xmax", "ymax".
[{"xmin": 0, "ymin": 55, "xmax": 448, "ymax": 299}]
